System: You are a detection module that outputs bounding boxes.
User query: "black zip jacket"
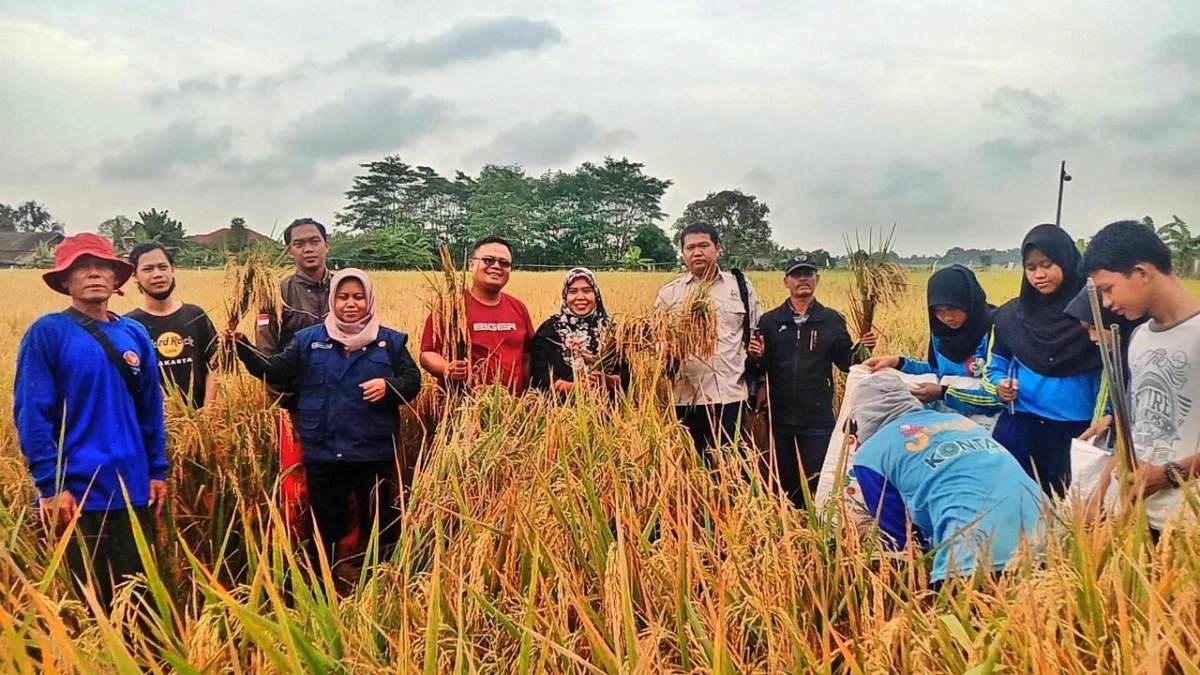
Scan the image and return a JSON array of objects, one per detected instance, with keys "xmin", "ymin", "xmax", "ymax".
[{"xmin": 752, "ymin": 298, "xmax": 862, "ymax": 431}]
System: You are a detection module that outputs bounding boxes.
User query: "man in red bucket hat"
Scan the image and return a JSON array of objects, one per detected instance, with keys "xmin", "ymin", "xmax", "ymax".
[{"xmin": 14, "ymin": 232, "xmax": 168, "ymax": 612}]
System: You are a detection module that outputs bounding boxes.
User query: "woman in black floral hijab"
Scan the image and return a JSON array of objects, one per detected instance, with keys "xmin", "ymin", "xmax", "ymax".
[{"xmin": 531, "ymin": 268, "xmax": 628, "ymax": 394}]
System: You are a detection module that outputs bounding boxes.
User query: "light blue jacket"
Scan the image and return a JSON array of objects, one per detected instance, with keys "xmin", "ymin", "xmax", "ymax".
[
  {"xmin": 853, "ymin": 409, "xmax": 1044, "ymax": 582},
  {"xmin": 898, "ymin": 334, "xmax": 1002, "ymax": 416},
  {"xmin": 982, "ymin": 329, "xmax": 1102, "ymax": 422}
]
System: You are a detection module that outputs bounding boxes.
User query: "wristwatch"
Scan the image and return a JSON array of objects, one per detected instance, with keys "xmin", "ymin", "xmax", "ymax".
[{"xmin": 1163, "ymin": 461, "xmax": 1187, "ymax": 490}]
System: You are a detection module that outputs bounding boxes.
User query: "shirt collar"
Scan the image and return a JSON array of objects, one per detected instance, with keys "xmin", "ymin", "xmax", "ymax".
[
  {"xmin": 784, "ymin": 297, "xmax": 823, "ymax": 319},
  {"xmin": 684, "ymin": 268, "xmax": 726, "ymax": 285},
  {"xmin": 293, "ymin": 269, "xmax": 331, "ymax": 289}
]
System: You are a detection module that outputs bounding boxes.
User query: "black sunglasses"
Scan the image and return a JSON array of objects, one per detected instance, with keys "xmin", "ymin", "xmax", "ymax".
[{"xmin": 472, "ymin": 255, "xmax": 513, "ymax": 270}]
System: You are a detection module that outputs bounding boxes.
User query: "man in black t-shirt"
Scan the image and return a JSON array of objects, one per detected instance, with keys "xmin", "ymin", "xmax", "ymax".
[{"xmin": 126, "ymin": 242, "xmax": 219, "ymax": 408}]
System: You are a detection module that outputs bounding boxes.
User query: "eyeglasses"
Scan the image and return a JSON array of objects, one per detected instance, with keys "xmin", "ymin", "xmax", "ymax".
[{"xmin": 472, "ymin": 256, "xmax": 513, "ymax": 270}]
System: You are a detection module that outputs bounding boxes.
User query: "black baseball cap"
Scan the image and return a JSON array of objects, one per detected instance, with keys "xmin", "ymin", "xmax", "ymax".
[{"xmin": 784, "ymin": 255, "xmax": 820, "ymax": 275}]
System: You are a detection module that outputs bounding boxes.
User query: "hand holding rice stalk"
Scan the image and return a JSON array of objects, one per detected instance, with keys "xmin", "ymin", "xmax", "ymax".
[
  {"xmin": 219, "ymin": 248, "xmax": 283, "ymax": 371},
  {"xmin": 611, "ymin": 283, "xmax": 718, "ymax": 365},
  {"xmin": 844, "ymin": 226, "xmax": 908, "ymax": 360}
]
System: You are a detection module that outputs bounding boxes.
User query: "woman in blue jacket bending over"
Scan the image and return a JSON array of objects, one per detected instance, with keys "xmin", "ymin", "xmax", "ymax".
[
  {"xmin": 983, "ymin": 224, "xmax": 1103, "ymax": 498},
  {"xmin": 232, "ymin": 268, "xmax": 422, "ymax": 567},
  {"xmin": 864, "ymin": 264, "xmax": 1001, "ymax": 416}
]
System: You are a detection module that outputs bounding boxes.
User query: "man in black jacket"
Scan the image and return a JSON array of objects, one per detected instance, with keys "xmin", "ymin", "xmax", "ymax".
[{"xmin": 749, "ymin": 255, "xmax": 876, "ymax": 509}]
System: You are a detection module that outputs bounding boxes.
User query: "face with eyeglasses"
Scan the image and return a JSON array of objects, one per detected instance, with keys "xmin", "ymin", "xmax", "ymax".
[{"xmin": 470, "ymin": 242, "xmax": 514, "ymax": 293}]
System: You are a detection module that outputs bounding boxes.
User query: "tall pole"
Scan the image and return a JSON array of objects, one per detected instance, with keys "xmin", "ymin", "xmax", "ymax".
[{"xmin": 1054, "ymin": 160, "xmax": 1071, "ymax": 228}]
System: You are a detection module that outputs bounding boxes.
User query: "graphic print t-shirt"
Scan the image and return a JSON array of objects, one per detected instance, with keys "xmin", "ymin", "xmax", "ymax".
[
  {"xmin": 421, "ymin": 292, "xmax": 535, "ymax": 393},
  {"xmin": 126, "ymin": 304, "xmax": 218, "ymax": 407},
  {"xmin": 1127, "ymin": 312, "xmax": 1200, "ymax": 529}
]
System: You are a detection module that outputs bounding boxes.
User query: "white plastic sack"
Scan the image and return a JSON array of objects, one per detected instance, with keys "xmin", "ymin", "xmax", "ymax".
[
  {"xmin": 814, "ymin": 366, "xmax": 937, "ymax": 520},
  {"xmin": 1069, "ymin": 437, "xmax": 1114, "ymax": 501}
]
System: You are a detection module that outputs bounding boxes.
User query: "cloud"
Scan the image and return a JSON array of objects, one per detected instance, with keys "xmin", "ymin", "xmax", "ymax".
[
  {"xmin": 1157, "ymin": 31, "xmax": 1200, "ymax": 74},
  {"xmin": 97, "ymin": 121, "xmax": 236, "ymax": 181},
  {"xmin": 1102, "ymin": 90, "xmax": 1200, "ymax": 142},
  {"xmin": 976, "ymin": 130, "xmax": 1089, "ymax": 171},
  {"xmin": 809, "ymin": 159, "xmax": 962, "ymax": 223},
  {"xmin": 142, "ymin": 75, "xmax": 244, "ymax": 107},
  {"xmin": 342, "ymin": 16, "xmax": 564, "ymax": 73},
  {"xmin": 279, "ymin": 86, "xmax": 456, "ymax": 160},
  {"xmin": 984, "ymin": 86, "xmax": 1063, "ymax": 130},
  {"xmin": 469, "ymin": 111, "xmax": 633, "ymax": 166},
  {"xmin": 201, "ymin": 155, "xmax": 320, "ymax": 191},
  {"xmin": 142, "ymin": 16, "xmax": 564, "ymax": 107},
  {"xmin": 740, "ymin": 165, "xmax": 776, "ymax": 192},
  {"xmin": 1126, "ymin": 142, "xmax": 1200, "ymax": 178}
]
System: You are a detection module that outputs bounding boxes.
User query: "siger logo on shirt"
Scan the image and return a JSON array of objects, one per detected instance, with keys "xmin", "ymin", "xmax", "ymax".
[{"xmin": 473, "ymin": 322, "xmax": 518, "ymax": 332}]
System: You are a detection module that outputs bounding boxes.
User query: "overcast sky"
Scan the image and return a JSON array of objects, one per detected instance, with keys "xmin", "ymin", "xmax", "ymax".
[{"xmin": 2, "ymin": 0, "xmax": 1198, "ymax": 254}]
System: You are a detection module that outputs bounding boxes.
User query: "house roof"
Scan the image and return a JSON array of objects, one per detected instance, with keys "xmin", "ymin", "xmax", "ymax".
[
  {"xmin": 186, "ymin": 227, "xmax": 272, "ymax": 247},
  {"xmin": 0, "ymin": 231, "xmax": 64, "ymax": 265}
]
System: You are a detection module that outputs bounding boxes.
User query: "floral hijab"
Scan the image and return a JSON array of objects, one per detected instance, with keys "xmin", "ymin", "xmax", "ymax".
[{"xmin": 552, "ymin": 268, "xmax": 610, "ymax": 369}]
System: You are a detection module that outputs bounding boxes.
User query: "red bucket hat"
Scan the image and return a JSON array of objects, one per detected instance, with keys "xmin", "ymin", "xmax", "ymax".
[{"xmin": 42, "ymin": 233, "xmax": 134, "ymax": 295}]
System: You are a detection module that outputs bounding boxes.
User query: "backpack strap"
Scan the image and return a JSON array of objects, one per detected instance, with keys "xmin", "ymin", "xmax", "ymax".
[
  {"xmin": 731, "ymin": 268, "xmax": 751, "ymax": 348},
  {"xmin": 62, "ymin": 308, "xmax": 140, "ymax": 399}
]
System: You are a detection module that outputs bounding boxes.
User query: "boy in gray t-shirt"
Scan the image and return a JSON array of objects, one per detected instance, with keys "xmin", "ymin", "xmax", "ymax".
[{"xmin": 1084, "ymin": 220, "xmax": 1200, "ymax": 531}]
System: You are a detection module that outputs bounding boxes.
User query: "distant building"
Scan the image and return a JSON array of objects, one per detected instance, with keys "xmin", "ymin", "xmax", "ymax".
[
  {"xmin": 186, "ymin": 227, "xmax": 272, "ymax": 248},
  {"xmin": 0, "ymin": 231, "xmax": 65, "ymax": 267}
]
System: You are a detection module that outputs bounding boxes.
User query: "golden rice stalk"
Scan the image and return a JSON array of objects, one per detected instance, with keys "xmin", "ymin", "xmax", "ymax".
[
  {"xmin": 222, "ymin": 249, "xmax": 282, "ymax": 331},
  {"xmin": 844, "ymin": 226, "xmax": 908, "ymax": 353},
  {"xmin": 611, "ymin": 283, "xmax": 717, "ymax": 364},
  {"xmin": 218, "ymin": 249, "xmax": 283, "ymax": 372},
  {"xmin": 424, "ymin": 244, "xmax": 471, "ymax": 390}
]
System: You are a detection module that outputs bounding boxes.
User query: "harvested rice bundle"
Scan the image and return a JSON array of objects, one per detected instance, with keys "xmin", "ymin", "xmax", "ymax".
[
  {"xmin": 223, "ymin": 248, "xmax": 282, "ymax": 331},
  {"xmin": 219, "ymin": 249, "xmax": 282, "ymax": 371},
  {"xmin": 844, "ymin": 227, "xmax": 908, "ymax": 359},
  {"xmin": 424, "ymin": 244, "xmax": 471, "ymax": 392},
  {"xmin": 611, "ymin": 283, "xmax": 718, "ymax": 365}
]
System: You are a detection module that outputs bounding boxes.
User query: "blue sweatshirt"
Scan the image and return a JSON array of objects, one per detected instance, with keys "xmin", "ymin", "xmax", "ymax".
[
  {"xmin": 898, "ymin": 334, "xmax": 1002, "ymax": 416},
  {"xmin": 853, "ymin": 409, "xmax": 1044, "ymax": 582},
  {"xmin": 14, "ymin": 312, "xmax": 168, "ymax": 511},
  {"xmin": 981, "ymin": 329, "xmax": 1102, "ymax": 422}
]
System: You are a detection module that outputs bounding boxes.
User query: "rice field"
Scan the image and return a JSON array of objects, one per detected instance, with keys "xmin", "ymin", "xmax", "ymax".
[{"xmin": 1, "ymin": 267, "xmax": 1198, "ymax": 674}]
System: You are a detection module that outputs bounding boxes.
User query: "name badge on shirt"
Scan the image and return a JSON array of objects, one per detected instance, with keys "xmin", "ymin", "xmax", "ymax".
[{"xmin": 311, "ymin": 341, "xmax": 333, "ymax": 350}]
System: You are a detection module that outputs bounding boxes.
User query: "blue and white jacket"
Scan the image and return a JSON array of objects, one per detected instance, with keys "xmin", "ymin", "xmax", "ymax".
[{"xmin": 898, "ymin": 334, "xmax": 1002, "ymax": 416}]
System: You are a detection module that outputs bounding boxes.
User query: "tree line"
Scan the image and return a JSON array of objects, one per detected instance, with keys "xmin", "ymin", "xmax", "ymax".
[{"xmin": 4, "ymin": 160, "xmax": 1192, "ymax": 273}]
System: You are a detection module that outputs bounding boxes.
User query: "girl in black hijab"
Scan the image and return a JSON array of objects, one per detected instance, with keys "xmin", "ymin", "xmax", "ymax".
[
  {"xmin": 865, "ymin": 265, "xmax": 1001, "ymax": 415},
  {"xmin": 984, "ymin": 224, "xmax": 1104, "ymax": 497}
]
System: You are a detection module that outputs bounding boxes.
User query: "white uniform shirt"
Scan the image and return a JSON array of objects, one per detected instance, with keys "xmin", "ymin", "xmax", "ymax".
[{"xmin": 654, "ymin": 270, "xmax": 762, "ymax": 406}]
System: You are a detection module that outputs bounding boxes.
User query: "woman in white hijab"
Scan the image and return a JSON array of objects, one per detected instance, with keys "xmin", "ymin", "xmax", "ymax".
[{"xmin": 230, "ymin": 268, "xmax": 422, "ymax": 578}]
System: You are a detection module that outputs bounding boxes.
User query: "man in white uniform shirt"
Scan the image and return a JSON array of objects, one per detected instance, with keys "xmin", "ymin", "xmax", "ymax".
[{"xmin": 655, "ymin": 222, "xmax": 763, "ymax": 459}]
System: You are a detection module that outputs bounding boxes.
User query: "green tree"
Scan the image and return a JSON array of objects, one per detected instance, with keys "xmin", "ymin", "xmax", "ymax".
[
  {"xmin": 98, "ymin": 215, "xmax": 137, "ymax": 255},
  {"xmin": 337, "ymin": 153, "xmax": 675, "ymax": 268},
  {"xmin": 632, "ymin": 223, "xmax": 677, "ymax": 265},
  {"xmin": 0, "ymin": 201, "xmax": 62, "ymax": 233},
  {"xmin": 229, "ymin": 217, "xmax": 248, "ymax": 253},
  {"xmin": 466, "ymin": 165, "xmax": 540, "ymax": 260},
  {"xmin": 136, "ymin": 209, "xmax": 189, "ymax": 252},
  {"xmin": 1147, "ymin": 214, "xmax": 1196, "ymax": 275},
  {"xmin": 329, "ymin": 224, "xmax": 434, "ymax": 269},
  {"xmin": 673, "ymin": 190, "xmax": 775, "ymax": 268},
  {"xmin": 575, "ymin": 157, "xmax": 673, "ymax": 255}
]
